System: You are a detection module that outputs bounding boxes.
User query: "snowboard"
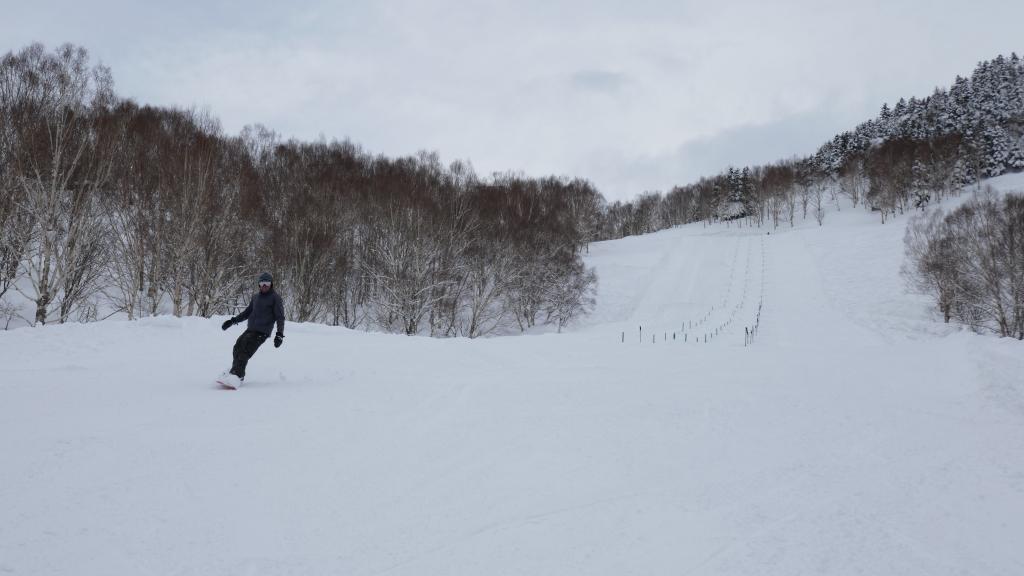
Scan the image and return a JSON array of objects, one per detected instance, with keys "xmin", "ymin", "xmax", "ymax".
[{"xmin": 216, "ymin": 372, "xmax": 242, "ymax": 390}]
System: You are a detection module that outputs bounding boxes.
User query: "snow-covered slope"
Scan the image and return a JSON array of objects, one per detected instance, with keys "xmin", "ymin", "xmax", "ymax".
[{"xmin": 2, "ymin": 176, "xmax": 1024, "ymax": 576}]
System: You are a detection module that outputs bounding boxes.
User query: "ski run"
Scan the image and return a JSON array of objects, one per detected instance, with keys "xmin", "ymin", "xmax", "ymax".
[{"xmin": 2, "ymin": 173, "xmax": 1023, "ymax": 575}]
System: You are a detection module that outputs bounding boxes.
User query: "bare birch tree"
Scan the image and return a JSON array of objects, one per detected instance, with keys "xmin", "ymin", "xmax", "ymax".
[
  {"xmin": 4, "ymin": 44, "xmax": 115, "ymax": 324},
  {"xmin": 0, "ymin": 98, "xmax": 30, "ymax": 301}
]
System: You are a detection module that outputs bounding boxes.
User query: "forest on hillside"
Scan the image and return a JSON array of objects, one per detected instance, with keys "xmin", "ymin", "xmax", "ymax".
[
  {"xmin": 0, "ymin": 44, "xmax": 601, "ymax": 335},
  {"xmin": 602, "ymin": 54, "xmax": 1024, "ymax": 236}
]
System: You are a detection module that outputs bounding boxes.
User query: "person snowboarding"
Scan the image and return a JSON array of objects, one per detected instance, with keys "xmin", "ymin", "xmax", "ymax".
[{"xmin": 217, "ymin": 272, "xmax": 285, "ymax": 389}]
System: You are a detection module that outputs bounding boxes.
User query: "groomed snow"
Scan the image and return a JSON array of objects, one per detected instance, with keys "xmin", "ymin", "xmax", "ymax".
[{"xmin": 2, "ymin": 174, "xmax": 1023, "ymax": 575}]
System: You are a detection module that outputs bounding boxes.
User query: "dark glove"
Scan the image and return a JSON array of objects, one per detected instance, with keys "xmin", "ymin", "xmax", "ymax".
[
  {"xmin": 221, "ymin": 319, "xmax": 234, "ymax": 331},
  {"xmin": 274, "ymin": 332, "xmax": 284, "ymax": 348}
]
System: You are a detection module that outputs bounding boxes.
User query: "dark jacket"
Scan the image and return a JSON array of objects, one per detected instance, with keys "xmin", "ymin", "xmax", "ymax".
[{"xmin": 233, "ymin": 289, "xmax": 285, "ymax": 336}]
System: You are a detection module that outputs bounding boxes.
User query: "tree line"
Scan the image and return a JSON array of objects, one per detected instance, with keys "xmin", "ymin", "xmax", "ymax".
[
  {"xmin": 3, "ymin": 43, "xmax": 1022, "ymax": 338},
  {"xmin": 599, "ymin": 53, "xmax": 1024, "ymax": 237},
  {"xmin": 0, "ymin": 43, "xmax": 601, "ymax": 335}
]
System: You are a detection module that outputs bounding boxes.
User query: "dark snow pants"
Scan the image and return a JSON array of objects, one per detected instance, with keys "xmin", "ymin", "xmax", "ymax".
[{"xmin": 231, "ymin": 330, "xmax": 268, "ymax": 380}]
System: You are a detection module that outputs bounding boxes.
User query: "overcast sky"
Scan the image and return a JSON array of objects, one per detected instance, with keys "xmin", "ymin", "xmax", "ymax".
[{"xmin": 4, "ymin": 1, "xmax": 1022, "ymax": 201}]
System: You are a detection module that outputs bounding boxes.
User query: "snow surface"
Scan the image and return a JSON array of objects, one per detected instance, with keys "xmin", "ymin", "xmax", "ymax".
[{"xmin": 2, "ymin": 175, "xmax": 1024, "ymax": 575}]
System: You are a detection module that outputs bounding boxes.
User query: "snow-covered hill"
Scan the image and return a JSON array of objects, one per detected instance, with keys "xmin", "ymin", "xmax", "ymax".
[{"xmin": 2, "ymin": 175, "xmax": 1024, "ymax": 575}]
